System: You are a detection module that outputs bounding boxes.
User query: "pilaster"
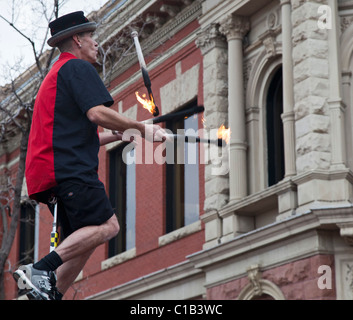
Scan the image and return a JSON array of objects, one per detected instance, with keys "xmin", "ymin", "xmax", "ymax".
[
  {"xmin": 196, "ymin": 23, "xmax": 228, "ymax": 249},
  {"xmin": 328, "ymin": 0, "xmax": 347, "ymax": 170}
]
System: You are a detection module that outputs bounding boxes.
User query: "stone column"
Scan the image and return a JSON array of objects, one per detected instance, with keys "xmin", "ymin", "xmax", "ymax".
[
  {"xmin": 280, "ymin": 0, "xmax": 296, "ymax": 178},
  {"xmin": 219, "ymin": 14, "xmax": 250, "ymax": 202},
  {"xmin": 196, "ymin": 23, "xmax": 228, "ymax": 248},
  {"xmin": 276, "ymin": 0, "xmax": 298, "ymax": 221}
]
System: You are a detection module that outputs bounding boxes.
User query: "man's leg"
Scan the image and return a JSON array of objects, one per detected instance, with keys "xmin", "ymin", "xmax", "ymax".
[
  {"xmin": 32, "ymin": 214, "xmax": 119, "ymax": 273},
  {"xmin": 53, "ymin": 215, "xmax": 119, "ymax": 295},
  {"xmin": 55, "ymin": 214, "xmax": 119, "ymax": 262},
  {"xmin": 15, "ymin": 214, "xmax": 119, "ymax": 300},
  {"xmin": 14, "ymin": 183, "xmax": 119, "ymax": 299},
  {"xmin": 55, "ymin": 248, "xmax": 95, "ymax": 295}
]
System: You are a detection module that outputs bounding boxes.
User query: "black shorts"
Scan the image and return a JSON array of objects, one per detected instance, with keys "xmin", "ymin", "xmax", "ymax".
[{"xmin": 47, "ymin": 180, "xmax": 114, "ymax": 239}]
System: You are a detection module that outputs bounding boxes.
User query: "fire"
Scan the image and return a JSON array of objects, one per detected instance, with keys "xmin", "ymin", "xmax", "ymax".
[
  {"xmin": 218, "ymin": 124, "xmax": 230, "ymax": 144},
  {"xmin": 135, "ymin": 91, "xmax": 157, "ymax": 115}
]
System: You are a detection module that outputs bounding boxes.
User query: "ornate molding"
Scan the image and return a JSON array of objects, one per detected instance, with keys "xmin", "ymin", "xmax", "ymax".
[
  {"xmin": 345, "ymin": 263, "xmax": 353, "ymax": 293},
  {"xmin": 259, "ymin": 29, "xmax": 279, "ymax": 58},
  {"xmin": 267, "ymin": 11, "xmax": 279, "ymax": 30},
  {"xmin": 247, "ymin": 264, "xmax": 263, "ymax": 297},
  {"xmin": 237, "ymin": 264, "xmax": 286, "ymax": 300},
  {"xmin": 341, "ymin": 16, "xmax": 353, "ymax": 33},
  {"xmin": 219, "ymin": 14, "xmax": 250, "ymax": 41},
  {"xmin": 195, "ymin": 23, "xmax": 227, "ymax": 55}
]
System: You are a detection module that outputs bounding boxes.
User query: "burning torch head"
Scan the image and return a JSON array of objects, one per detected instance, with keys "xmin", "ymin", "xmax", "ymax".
[
  {"xmin": 131, "ymin": 31, "xmax": 160, "ymax": 117},
  {"xmin": 135, "ymin": 92, "xmax": 159, "ymax": 117}
]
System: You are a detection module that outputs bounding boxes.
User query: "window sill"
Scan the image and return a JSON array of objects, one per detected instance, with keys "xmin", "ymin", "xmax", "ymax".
[
  {"xmin": 158, "ymin": 220, "xmax": 202, "ymax": 247},
  {"xmin": 101, "ymin": 247, "xmax": 136, "ymax": 271}
]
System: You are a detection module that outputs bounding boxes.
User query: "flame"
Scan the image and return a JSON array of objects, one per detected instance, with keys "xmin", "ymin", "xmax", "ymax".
[
  {"xmin": 218, "ymin": 124, "xmax": 230, "ymax": 144},
  {"xmin": 135, "ymin": 91, "xmax": 156, "ymax": 115}
]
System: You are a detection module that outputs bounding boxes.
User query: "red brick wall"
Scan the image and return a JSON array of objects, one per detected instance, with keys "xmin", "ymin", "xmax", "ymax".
[{"xmin": 63, "ymin": 231, "xmax": 205, "ymax": 300}]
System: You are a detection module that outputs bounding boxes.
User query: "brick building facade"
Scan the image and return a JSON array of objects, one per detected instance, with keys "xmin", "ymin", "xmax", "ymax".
[{"xmin": 1, "ymin": 0, "xmax": 353, "ymax": 300}]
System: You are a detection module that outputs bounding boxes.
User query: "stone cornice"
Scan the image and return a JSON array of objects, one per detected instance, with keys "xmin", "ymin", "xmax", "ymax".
[{"xmin": 188, "ymin": 206, "xmax": 353, "ymax": 275}]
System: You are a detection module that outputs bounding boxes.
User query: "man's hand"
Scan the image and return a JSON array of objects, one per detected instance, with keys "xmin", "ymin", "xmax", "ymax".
[
  {"xmin": 99, "ymin": 130, "xmax": 136, "ymax": 146},
  {"xmin": 143, "ymin": 124, "xmax": 168, "ymax": 143},
  {"xmin": 87, "ymin": 105, "xmax": 170, "ymax": 144}
]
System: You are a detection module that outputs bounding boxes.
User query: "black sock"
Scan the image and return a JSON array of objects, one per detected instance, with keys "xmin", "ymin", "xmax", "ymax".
[
  {"xmin": 54, "ymin": 290, "xmax": 63, "ymax": 300},
  {"xmin": 33, "ymin": 251, "xmax": 63, "ymax": 272}
]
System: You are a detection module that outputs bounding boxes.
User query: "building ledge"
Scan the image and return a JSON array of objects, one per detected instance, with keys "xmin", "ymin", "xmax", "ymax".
[
  {"xmin": 158, "ymin": 220, "xmax": 202, "ymax": 247},
  {"xmin": 101, "ymin": 248, "xmax": 137, "ymax": 271},
  {"xmin": 187, "ymin": 206, "xmax": 353, "ymax": 288},
  {"xmin": 88, "ymin": 260, "xmax": 204, "ymax": 300}
]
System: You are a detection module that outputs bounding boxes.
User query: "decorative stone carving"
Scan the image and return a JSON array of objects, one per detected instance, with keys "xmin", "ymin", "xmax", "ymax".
[
  {"xmin": 267, "ymin": 11, "xmax": 278, "ymax": 30},
  {"xmin": 247, "ymin": 265, "xmax": 263, "ymax": 297},
  {"xmin": 219, "ymin": 14, "xmax": 250, "ymax": 41},
  {"xmin": 341, "ymin": 16, "xmax": 353, "ymax": 33},
  {"xmin": 237, "ymin": 264, "xmax": 286, "ymax": 300},
  {"xmin": 346, "ymin": 263, "xmax": 353, "ymax": 293},
  {"xmin": 195, "ymin": 23, "xmax": 227, "ymax": 55},
  {"xmin": 259, "ymin": 29, "xmax": 278, "ymax": 58}
]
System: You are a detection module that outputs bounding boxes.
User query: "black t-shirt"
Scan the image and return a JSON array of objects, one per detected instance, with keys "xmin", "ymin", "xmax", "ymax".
[{"xmin": 26, "ymin": 52, "xmax": 114, "ymax": 198}]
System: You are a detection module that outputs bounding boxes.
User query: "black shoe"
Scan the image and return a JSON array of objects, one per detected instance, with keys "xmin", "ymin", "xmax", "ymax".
[{"xmin": 13, "ymin": 264, "xmax": 58, "ymax": 300}]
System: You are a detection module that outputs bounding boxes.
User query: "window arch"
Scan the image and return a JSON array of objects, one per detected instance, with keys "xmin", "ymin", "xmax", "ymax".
[
  {"xmin": 238, "ymin": 264, "xmax": 286, "ymax": 300},
  {"xmin": 238, "ymin": 279, "xmax": 285, "ymax": 300},
  {"xmin": 245, "ymin": 52, "xmax": 282, "ymax": 193}
]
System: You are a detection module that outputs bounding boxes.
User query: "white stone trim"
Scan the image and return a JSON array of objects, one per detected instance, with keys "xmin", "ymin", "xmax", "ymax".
[
  {"xmin": 89, "ymin": 260, "xmax": 204, "ymax": 300},
  {"xmin": 101, "ymin": 248, "xmax": 137, "ymax": 271},
  {"xmin": 158, "ymin": 220, "xmax": 202, "ymax": 247}
]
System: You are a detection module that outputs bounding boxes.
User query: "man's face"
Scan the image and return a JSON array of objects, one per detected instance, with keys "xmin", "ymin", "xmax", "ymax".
[{"xmin": 79, "ymin": 32, "xmax": 99, "ymax": 64}]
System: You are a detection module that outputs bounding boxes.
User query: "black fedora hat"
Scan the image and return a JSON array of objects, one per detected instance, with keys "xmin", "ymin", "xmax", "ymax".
[{"xmin": 47, "ymin": 11, "xmax": 96, "ymax": 47}]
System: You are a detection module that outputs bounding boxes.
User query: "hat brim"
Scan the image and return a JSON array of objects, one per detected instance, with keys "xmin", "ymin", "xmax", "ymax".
[{"xmin": 47, "ymin": 22, "xmax": 97, "ymax": 47}]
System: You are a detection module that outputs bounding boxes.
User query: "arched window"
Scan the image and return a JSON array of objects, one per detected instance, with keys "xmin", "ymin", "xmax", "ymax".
[{"xmin": 266, "ymin": 66, "xmax": 284, "ymax": 186}]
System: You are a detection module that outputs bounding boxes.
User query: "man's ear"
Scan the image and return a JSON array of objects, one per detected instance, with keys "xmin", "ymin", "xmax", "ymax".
[{"xmin": 72, "ymin": 34, "xmax": 81, "ymax": 48}]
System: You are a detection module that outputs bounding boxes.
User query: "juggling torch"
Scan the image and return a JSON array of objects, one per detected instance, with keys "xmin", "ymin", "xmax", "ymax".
[{"xmin": 131, "ymin": 31, "xmax": 159, "ymax": 117}]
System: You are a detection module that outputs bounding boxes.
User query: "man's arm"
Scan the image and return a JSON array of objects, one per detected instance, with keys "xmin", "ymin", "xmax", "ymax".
[
  {"xmin": 98, "ymin": 131, "xmax": 123, "ymax": 146},
  {"xmin": 87, "ymin": 105, "xmax": 144, "ymax": 132},
  {"xmin": 86, "ymin": 105, "xmax": 166, "ymax": 142}
]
